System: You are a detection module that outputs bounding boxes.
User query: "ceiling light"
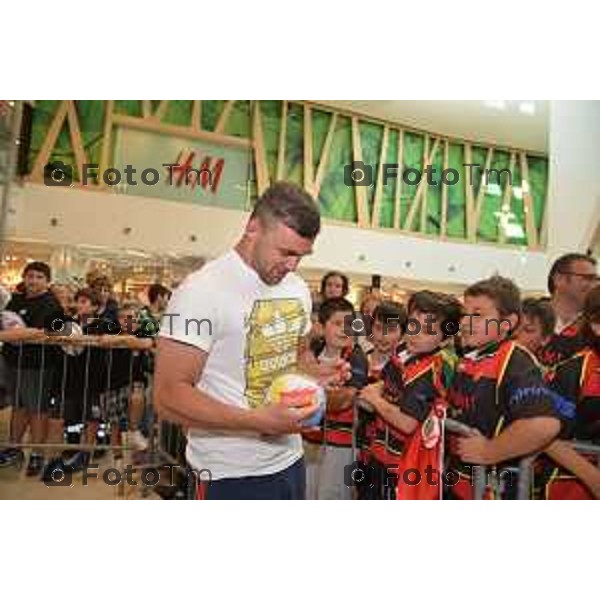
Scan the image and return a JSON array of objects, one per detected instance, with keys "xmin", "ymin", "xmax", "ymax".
[{"xmin": 518, "ymin": 101, "xmax": 536, "ymax": 115}]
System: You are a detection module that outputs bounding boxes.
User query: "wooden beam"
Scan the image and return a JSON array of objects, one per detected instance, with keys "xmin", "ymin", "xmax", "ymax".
[
  {"xmin": 215, "ymin": 100, "xmax": 235, "ymax": 134},
  {"xmin": 153, "ymin": 100, "xmax": 169, "ymax": 122},
  {"xmin": 29, "ymin": 100, "xmax": 69, "ymax": 181},
  {"xmin": 304, "ymin": 104, "xmax": 314, "ymax": 194},
  {"xmin": 112, "ymin": 113, "xmax": 252, "ymax": 149},
  {"xmin": 252, "ymin": 101, "xmax": 270, "ymax": 195},
  {"xmin": 464, "ymin": 143, "xmax": 476, "ymax": 241},
  {"xmin": 404, "ymin": 137, "xmax": 439, "ymax": 231},
  {"xmin": 420, "ymin": 136, "xmax": 430, "ymax": 233},
  {"xmin": 473, "ymin": 146, "xmax": 494, "ymax": 235},
  {"xmin": 313, "ymin": 113, "xmax": 338, "ymax": 198},
  {"xmin": 98, "ymin": 100, "xmax": 114, "ymax": 189},
  {"xmin": 351, "ymin": 116, "xmax": 370, "ymax": 227},
  {"xmin": 191, "ymin": 100, "xmax": 201, "ymax": 131},
  {"xmin": 393, "ymin": 129, "xmax": 403, "ymax": 229},
  {"xmin": 276, "ymin": 101, "xmax": 288, "ymax": 181},
  {"xmin": 498, "ymin": 151, "xmax": 516, "ymax": 244},
  {"xmin": 66, "ymin": 101, "xmax": 87, "ymax": 184},
  {"xmin": 441, "ymin": 139, "xmax": 449, "ymax": 239},
  {"xmin": 371, "ymin": 125, "xmax": 389, "ymax": 228},
  {"xmin": 520, "ymin": 152, "xmax": 539, "ymax": 249}
]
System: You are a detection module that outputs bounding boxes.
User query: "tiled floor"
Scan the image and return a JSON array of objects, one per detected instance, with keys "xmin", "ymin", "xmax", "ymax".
[{"xmin": 0, "ymin": 408, "xmax": 161, "ymax": 500}]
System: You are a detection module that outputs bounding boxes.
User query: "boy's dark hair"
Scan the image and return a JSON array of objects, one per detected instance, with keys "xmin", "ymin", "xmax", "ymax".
[
  {"xmin": 320, "ymin": 271, "xmax": 349, "ymax": 297},
  {"xmin": 148, "ymin": 283, "xmax": 171, "ymax": 305},
  {"xmin": 372, "ymin": 301, "xmax": 407, "ymax": 330},
  {"xmin": 318, "ymin": 297, "xmax": 355, "ymax": 325},
  {"xmin": 408, "ymin": 290, "xmax": 463, "ymax": 339},
  {"xmin": 548, "ymin": 253, "xmax": 597, "ymax": 294},
  {"xmin": 522, "ymin": 297, "xmax": 556, "ymax": 338},
  {"xmin": 465, "ymin": 275, "xmax": 521, "ymax": 317},
  {"xmin": 74, "ymin": 287, "xmax": 100, "ymax": 307},
  {"xmin": 251, "ymin": 181, "xmax": 321, "ymax": 240},
  {"xmin": 23, "ymin": 261, "xmax": 51, "ymax": 281}
]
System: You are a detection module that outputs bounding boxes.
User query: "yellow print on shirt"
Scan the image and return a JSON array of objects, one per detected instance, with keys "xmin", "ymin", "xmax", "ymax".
[{"xmin": 244, "ymin": 298, "xmax": 307, "ymax": 408}]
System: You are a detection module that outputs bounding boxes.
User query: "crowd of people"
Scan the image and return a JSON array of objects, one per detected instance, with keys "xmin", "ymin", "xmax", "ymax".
[
  {"xmin": 1, "ymin": 181, "xmax": 599, "ymax": 501},
  {"xmin": 0, "ymin": 264, "xmax": 171, "ymax": 481},
  {"xmin": 302, "ymin": 255, "xmax": 600, "ymax": 499}
]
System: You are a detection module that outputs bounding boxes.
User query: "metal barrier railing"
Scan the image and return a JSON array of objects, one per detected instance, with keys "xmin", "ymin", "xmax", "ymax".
[
  {"xmin": 445, "ymin": 418, "xmax": 600, "ymax": 499},
  {"xmin": 0, "ymin": 333, "xmax": 189, "ymax": 499}
]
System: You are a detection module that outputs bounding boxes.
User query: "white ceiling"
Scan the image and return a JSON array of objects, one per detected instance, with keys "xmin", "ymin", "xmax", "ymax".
[{"xmin": 317, "ymin": 100, "xmax": 549, "ymax": 153}]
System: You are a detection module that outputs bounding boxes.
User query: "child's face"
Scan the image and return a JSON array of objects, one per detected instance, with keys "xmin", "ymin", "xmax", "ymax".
[
  {"xmin": 23, "ymin": 269, "xmax": 49, "ymax": 296},
  {"xmin": 461, "ymin": 294, "xmax": 516, "ymax": 349},
  {"xmin": 323, "ymin": 310, "xmax": 351, "ymax": 350},
  {"xmin": 323, "ymin": 275, "xmax": 345, "ymax": 300},
  {"xmin": 372, "ymin": 317, "xmax": 403, "ymax": 355},
  {"xmin": 405, "ymin": 310, "xmax": 444, "ymax": 355},
  {"xmin": 76, "ymin": 296, "xmax": 96, "ymax": 318},
  {"xmin": 516, "ymin": 314, "xmax": 549, "ymax": 354}
]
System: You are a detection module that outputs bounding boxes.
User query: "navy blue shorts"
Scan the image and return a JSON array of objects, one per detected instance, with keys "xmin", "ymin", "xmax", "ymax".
[{"xmin": 197, "ymin": 458, "xmax": 305, "ymax": 500}]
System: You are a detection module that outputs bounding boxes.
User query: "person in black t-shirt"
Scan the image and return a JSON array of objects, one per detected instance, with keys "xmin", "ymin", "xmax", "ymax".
[{"xmin": 0, "ymin": 262, "xmax": 62, "ymax": 474}]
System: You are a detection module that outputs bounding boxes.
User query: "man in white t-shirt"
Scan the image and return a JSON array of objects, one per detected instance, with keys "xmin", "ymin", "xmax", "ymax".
[{"xmin": 154, "ymin": 181, "xmax": 348, "ymax": 499}]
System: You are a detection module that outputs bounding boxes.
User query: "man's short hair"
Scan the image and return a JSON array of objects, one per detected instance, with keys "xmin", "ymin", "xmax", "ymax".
[
  {"xmin": 465, "ymin": 275, "xmax": 521, "ymax": 318},
  {"xmin": 548, "ymin": 253, "xmax": 597, "ymax": 294},
  {"xmin": 23, "ymin": 261, "xmax": 51, "ymax": 281},
  {"xmin": 521, "ymin": 297, "xmax": 556, "ymax": 338},
  {"xmin": 250, "ymin": 181, "xmax": 321, "ymax": 239}
]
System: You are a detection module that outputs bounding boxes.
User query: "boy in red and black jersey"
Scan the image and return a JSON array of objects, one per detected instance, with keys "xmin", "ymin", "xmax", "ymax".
[
  {"xmin": 359, "ymin": 292, "xmax": 460, "ymax": 499},
  {"xmin": 353, "ymin": 301, "xmax": 406, "ymax": 499},
  {"xmin": 538, "ymin": 253, "xmax": 597, "ymax": 369},
  {"xmin": 303, "ymin": 297, "xmax": 368, "ymax": 499},
  {"xmin": 446, "ymin": 276, "xmax": 562, "ymax": 500},
  {"xmin": 538, "ymin": 285, "xmax": 600, "ymax": 499}
]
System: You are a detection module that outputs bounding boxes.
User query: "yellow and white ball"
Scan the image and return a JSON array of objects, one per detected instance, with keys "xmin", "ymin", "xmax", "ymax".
[{"xmin": 265, "ymin": 373, "xmax": 326, "ymax": 427}]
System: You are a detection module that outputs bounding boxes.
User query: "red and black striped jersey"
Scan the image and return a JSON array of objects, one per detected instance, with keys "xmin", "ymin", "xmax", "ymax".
[
  {"xmin": 369, "ymin": 346, "xmax": 456, "ymax": 465},
  {"xmin": 538, "ymin": 316, "xmax": 586, "ymax": 369}
]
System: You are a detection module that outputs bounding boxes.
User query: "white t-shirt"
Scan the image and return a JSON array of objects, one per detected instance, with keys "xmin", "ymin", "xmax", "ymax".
[{"xmin": 159, "ymin": 249, "xmax": 312, "ymax": 480}]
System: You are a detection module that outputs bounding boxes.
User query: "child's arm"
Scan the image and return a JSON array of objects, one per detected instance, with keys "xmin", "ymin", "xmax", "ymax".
[
  {"xmin": 359, "ymin": 383, "xmax": 419, "ymax": 435},
  {"xmin": 454, "ymin": 417, "xmax": 559, "ymax": 465},
  {"xmin": 544, "ymin": 440, "xmax": 600, "ymax": 498}
]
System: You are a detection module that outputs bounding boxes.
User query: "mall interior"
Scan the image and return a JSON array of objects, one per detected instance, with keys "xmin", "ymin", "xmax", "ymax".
[{"xmin": 0, "ymin": 99, "xmax": 599, "ymax": 500}]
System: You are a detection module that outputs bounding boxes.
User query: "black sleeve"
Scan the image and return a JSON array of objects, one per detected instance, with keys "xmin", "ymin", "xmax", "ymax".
[
  {"xmin": 398, "ymin": 373, "xmax": 441, "ymax": 423},
  {"xmin": 501, "ymin": 347, "xmax": 571, "ymax": 425},
  {"xmin": 345, "ymin": 345, "xmax": 369, "ymax": 389}
]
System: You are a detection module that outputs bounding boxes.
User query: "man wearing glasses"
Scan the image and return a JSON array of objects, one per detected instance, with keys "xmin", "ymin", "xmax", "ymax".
[{"xmin": 540, "ymin": 252, "xmax": 598, "ymax": 367}]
